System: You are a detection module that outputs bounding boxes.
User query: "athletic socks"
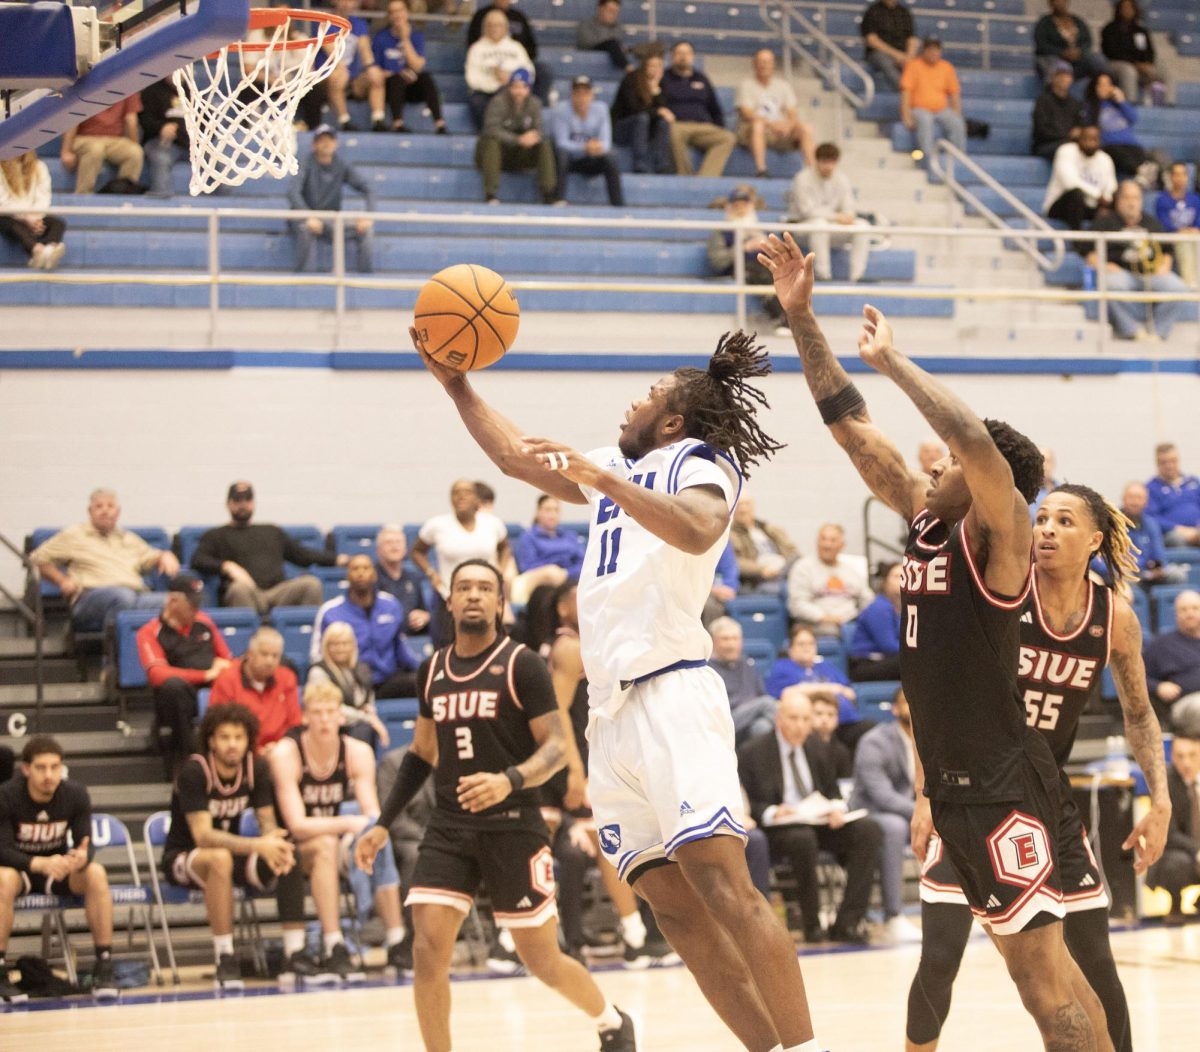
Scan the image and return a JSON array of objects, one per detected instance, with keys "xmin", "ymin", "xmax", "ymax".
[
  {"xmin": 619, "ymin": 910, "xmax": 647, "ymax": 950},
  {"xmin": 213, "ymin": 934, "xmax": 234, "ymax": 960},
  {"xmin": 497, "ymin": 927, "xmax": 517, "ymax": 954},
  {"xmin": 591, "ymin": 1003, "xmax": 624, "ymax": 1032},
  {"xmin": 95, "ymin": 945, "xmax": 112, "ymax": 960},
  {"xmin": 283, "ymin": 928, "xmax": 306, "ymax": 956},
  {"xmin": 371, "ymin": 110, "xmax": 385, "ymax": 122},
  {"xmin": 322, "ymin": 931, "xmax": 344, "ymax": 956},
  {"xmin": 385, "ymin": 926, "xmax": 406, "ymax": 949}
]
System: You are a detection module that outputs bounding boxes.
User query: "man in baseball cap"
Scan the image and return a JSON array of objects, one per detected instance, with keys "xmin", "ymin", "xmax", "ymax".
[{"xmin": 553, "ymin": 70, "xmax": 624, "ymax": 205}]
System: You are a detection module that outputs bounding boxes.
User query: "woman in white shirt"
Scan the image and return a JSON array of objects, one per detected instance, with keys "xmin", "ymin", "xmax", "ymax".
[
  {"xmin": 0, "ymin": 152, "xmax": 66, "ymax": 270},
  {"xmin": 464, "ymin": 9, "xmax": 533, "ymax": 128}
]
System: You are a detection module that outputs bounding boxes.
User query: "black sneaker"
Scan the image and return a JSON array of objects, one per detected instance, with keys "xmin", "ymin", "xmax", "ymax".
[
  {"xmin": 338, "ymin": 116, "xmax": 357, "ymax": 132},
  {"xmin": 325, "ymin": 941, "xmax": 365, "ymax": 983},
  {"xmin": 386, "ymin": 939, "xmax": 413, "ymax": 976},
  {"xmin": 485, "ymin": 943, "xmax": 526, "ymax": 976},
  {"xmin": 92, "ymin": 957, "xmax": 118, "ymax": 1001},
  {"xmin": 0, "ymin": 972, "xmax": 28, "ymax": 1005},
  {"xmin": 370, "ymin": 119, "xmax": 388, "ymax": 133},
  {"xmin": 279, "ymin": 949, "xmax": 337, "ymax": 988},
  {"xmin": 599, "ymin": 1007, "xmax": 636, "ymax": 1050},
  {"xmin": 622, "ymin": 936, "xmax": 680, "ymax": 970},
  {"xmin": 215, "ymin": 953, "xmax": 244, "ymax": 991}
]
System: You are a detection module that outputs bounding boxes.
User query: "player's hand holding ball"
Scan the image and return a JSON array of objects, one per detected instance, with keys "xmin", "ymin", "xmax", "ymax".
[{"xmin": 412, "ymin": 263, "xmax": 519, "ymax": 373}]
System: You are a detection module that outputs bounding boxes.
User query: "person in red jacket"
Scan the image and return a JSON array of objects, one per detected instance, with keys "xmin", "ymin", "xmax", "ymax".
[
  {"xmin": 209, "ymin": 626, "xmax": 301, "ymax": 755},
  {"xmin": 137, "ymin": 572, "xmax": 232, "ymax": 779}
]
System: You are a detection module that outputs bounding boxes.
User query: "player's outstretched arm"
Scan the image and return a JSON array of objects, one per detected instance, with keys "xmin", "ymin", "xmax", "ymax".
[
  {"xmin": 757, "ymin": 234, "xmax": 925, "ymax": 521},
  {"xmin": 410, "ymin": 327, "xmax": 587, "ymax": 505},
  {"xmin": 1109, "ymin": 597, "xmax": 1172, "ymax": 872}
]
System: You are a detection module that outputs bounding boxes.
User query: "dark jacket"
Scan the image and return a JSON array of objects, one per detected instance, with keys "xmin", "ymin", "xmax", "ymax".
[
  {"xmin": 287, "ymin": 154, "xmax": 375, "ymax": 213},
  {"xmin": 1100, "ymin": 19, "xmax": 1155, "ymax": 64},
  {"xmin": 737, "ymin": 730, "xmax": 848, "ymax": 825},
  {"xmin": 1163, "ymin": 764, "xmax": 1199, "ymax": 858},
  {"xmin": 1031, "ymin": 87, "xmax": 1086, "ymax": 154},
  {"xmin": 1034, "ymin": 13, "xmax": 1094, "ymax": 59},
  {"xmin": 139, "ymin": 78, "xmax": 190, "ymax": 149},
  {"xmin": 661, "ymin": 67, "xmax": 724, "ymax": 126},
  {"xmin": 610, "ymin": 72, "xmax": 664, "ymax": 125},
  {"xmin": 482, "ymin": 91, "xmax": 545, "ymax": 146},
  {"xmin": 191, "ymin": 523, "xmax": 337, "ymax": 592}
]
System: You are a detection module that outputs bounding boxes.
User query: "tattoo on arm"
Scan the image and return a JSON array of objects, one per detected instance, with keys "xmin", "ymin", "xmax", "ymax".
[
  {"xmin": 1112, "ymin": 611, "xmax": 1169, "ymax": 804},
  {"xmin": 516, "ymin": 712, "xmax": 567, "ymax": 789},
  {"xmin": 839, "ymin": 414, "xmax": 918, "ymax": 521},
  {"xmin": 791, "ymin": 312, "xmax": 851, "ymax": 400}
]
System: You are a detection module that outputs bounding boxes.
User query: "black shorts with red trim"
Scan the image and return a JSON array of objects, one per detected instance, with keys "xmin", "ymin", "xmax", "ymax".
[
  {"xmin": 1055, "ymin": 769, "xmax": 1109, "ymax": 913},
  {"xmin": 162, "ymin": 848, "xmax": 276, "ymax": 892},
  {"xmin": 929, "ymin": 744, "xmax": 1066, "ymax": 936},
  {"xmin": 407, "ymin": 814, "xmax": 557, "ymax": 929},
  {"xmin": 18, "ymin": 870, "xmax": 70, "ymax": 897}
]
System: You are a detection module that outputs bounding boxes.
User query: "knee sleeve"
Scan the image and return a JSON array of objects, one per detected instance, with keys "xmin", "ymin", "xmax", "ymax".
[
  {"xmin": 905, "ymin": 901, "xmax": 973, "ymax": 1045},
  {"xmin": 1064, "ymin": 908, "xmax": 1132, "ymax": 1052},
  {"xmin": 275, "ymin": 865, "xmax": 307, "ymax": 923}
]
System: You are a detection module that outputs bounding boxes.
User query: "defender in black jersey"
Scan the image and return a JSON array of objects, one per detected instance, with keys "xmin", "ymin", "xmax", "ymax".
[
  {"xmin": 0, "ymin": 736, "xmax": 116, "ymax": 1001},
  {"xmin": 163, "ymin": 703, "xmax": 296, "ymax": 989},
  {"xmin": 762, "ymin": 231, "xmax": 1111, "ymax": 1050},
  {"xmin": 907, "ymin": 485, "xmax": 1172, "ymax": 1051},
  {"xmin": 271, "ymin": 680, "xmax": 407, "ymax": 979},
  {"xmin": 356, "ymin": 560, "xmax": 635, "ymax": 1052}
]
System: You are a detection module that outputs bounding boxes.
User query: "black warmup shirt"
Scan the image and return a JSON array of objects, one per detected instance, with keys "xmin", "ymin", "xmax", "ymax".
[
  {"xmin": 861, "ymin": 1, "xmax": 915, "ymax": 56},
  {"xmin": 191, "ymin": 523, "xmax": 336, "ymax": 591},
  {"xmin": 164, "ymin": 753, "xmax": 273, "ymax": 854},
  {"xmin": 0, "ymin": 776, "xmax": 93, "ymax": 872}
]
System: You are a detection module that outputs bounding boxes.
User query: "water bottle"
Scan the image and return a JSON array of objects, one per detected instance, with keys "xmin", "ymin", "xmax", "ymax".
[{"xmin": 1104, "ymin": 734, "xmax": 1131, "ymax": 779}]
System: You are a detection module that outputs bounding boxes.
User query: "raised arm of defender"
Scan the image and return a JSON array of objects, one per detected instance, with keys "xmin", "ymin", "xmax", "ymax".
[{"xmin": 758, "ymin": 234, "xmax": 927, "ymax": 522}]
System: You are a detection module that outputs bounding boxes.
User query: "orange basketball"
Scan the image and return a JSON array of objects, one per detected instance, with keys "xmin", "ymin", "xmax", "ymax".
[{"xmin": 413, "ymin": 264, "xmax": 520, "ymax": 371}]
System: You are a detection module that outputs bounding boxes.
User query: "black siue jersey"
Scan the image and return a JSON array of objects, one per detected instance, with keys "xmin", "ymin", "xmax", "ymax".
[
  {"xmin": 290, "ymin": 728, "xmax": 350, "ymax": 819},
  {"xmin": 1019, "ymin": 569, "xmax": 1112, "ymax": 769},
  {"xmin": 418, "ymin": 635, "xmax": 559, "ymax": 829},
  {"xmin": 164, "ymin": 752, "xmax": 274, "ymax": 854},
  {"xmin": 0, "ymin": 777, "xmax": 92, "ymax": 872},
  {"xmin": 901, "ymin": 510, "xmax": 1032, "ymax": 804}
]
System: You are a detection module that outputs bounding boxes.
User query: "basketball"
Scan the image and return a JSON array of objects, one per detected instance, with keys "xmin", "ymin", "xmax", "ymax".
[{"xmin": 413, "ymin": 264, "xmax": 520, "ymax": 371}]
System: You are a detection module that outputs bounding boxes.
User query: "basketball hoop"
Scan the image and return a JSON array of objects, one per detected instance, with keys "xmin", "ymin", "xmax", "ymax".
[{"xmin": 172, "ymin": 7, "xmax": 350, "ymax": 196}]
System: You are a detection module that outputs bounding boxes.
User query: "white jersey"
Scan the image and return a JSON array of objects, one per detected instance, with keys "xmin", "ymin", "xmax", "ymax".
[{"xmin": 576, "ymin": 438, "xmax": 742, "ymax": 721}]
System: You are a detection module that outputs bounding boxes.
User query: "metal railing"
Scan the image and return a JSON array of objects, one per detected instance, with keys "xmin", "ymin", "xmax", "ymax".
[{"xmin": 0, "ymin": 532, "xmax": 46, "ymax": 732}]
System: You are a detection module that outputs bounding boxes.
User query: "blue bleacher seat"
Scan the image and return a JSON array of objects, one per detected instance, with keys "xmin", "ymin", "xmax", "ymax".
[
  {"xmin": 741, "ymin": 637, "xmax": 778, "ymax": 664},
  {"xmin": 817, "ymin": 635, "xmax": 848, "ymax": 676},
  {"xmin": 206, "ymin": 608, "xmax": 260, "ymax": 657},
  {"xmin": 271, "ymin": 605, "xmax": 319, "ymax": 676},
  {"xmin": 313, "ymin": 565, "xmax": 349, "ymax": 602},
  {"xmin": 854, "ymin": 680, "xmax": 902, "ymax": 721},
  {"xmin": 178, "ymin": 525, "xmax": 216, "ymax": 566},
  {"xmin": 1131, "ymin": 588, "xmax": 1151, "ymax": 635},
  {"xmin": 727, "ymin": 595, "xmax": 789, "ymax": 652},
  {"xmin": 1152, "ymin": 585, "xmax": 1190, "ymax": 633},
  {"xmin": 331, "ymin": 524, "xmax": 384, "ymax": 557},
  {"xmin": 115, "ymin": 608, "xmax": 161, "ymax": 689}
]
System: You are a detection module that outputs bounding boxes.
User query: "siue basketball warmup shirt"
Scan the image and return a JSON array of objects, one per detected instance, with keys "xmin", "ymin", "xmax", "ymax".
[
  {"xmin": 0, "ymin": 777, "xmax": 93, "ymax": 871},
  {"xmin": 164, "ymin": 753, "xmax": 273, "ymax": 854},
  {"xmin": 900, "ymin": 510, "xmax": 1032, "ymax": 804},
  {"xmin": 283, "ymin": 727, "xmax": 350, "ymax": 819},
  {"xmin": 576, "ymin": 438, "xmax": 742, "ymax": 720}
]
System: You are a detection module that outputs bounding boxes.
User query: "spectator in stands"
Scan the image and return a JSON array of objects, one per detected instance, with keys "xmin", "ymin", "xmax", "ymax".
[
  {"xmin": 1156, "ymin": 162, "xmax": 1200, "ymax": 287},
  {"xmin": 137, "ymin": 572, "xmax": 232, "ymax": 779},
  {"xmin": 473, "ymin": 481, "xmax": 497, "ymax": 514},
  {"xmin": 411, "ymin": 478, "xmax": 511, "ymax": 645},
  {"xmin": 306, "ymin": 622, "xmax": 388, "ymax": 747},
  {"xmin": 705, "ymin": 540, "xmax": 741, "ymax": 625},
  {"xmin": 271, "ymin": 680, "xmax": 408, "ymax": 979},
  {"xmin": 554, "ymin": 76, "xmax": 624, "ymax": 207},
  {"xmin": 788, "ymin": 141, "xmax": 871, "ymax": 283},
  {"xmin": 0, "ymin": 152, "xmax": 66, "ymax": 271},
  {"xmin": 662, "ymin": 41, "xmax": 737, "ymax": 178},
  {"xmin": 287, "ymin": 126, "xmax": 374, "ymax": 274},
  {"xmin": 140, "ymin": 77, "xmax": 190, "ymax": 196},
  {"xmin": 311, "ymin": 554, "xmax": 419, "ymax": 699},
  {"xmin": 735, "ymin": 49, "xmax": 816, "ymax": 179},
  {"xmin": 1144, "ymin": 590, "xmax": 1200, "ymax": 729},
  {"xmin": 1147, "ymin": 732, "xmax": 1200, "ymax": 921},
  {"xmin": 32, "ymin": 488, "xmax": 177, "ymax": 632},
  {"xmin": 766, "ymin": 623, "xmax": 856, "ymax": 707},
  {"xmin": 1034, "ymin": 0, "xmax": 1108, "ymax": 82},
  {"xmin": 1042, "ymin": 125, "xmax": 1117, "ymax": 233},
  {"xmin": 60, "ymin": 96, "xmax": 144, "ymax": 194},
  {"xmin": 210, "ymin": 627, "xmax": 302, "ymax": 753},
  {"xmin": 1088, "ymin": 180, "xmax": 1190, "ymax": 341},
  {"xmin": 0, "ymin": 736, "xmax": 119, "ymax": 1001},
  {"xmin": 738, "ymin": 691, "xmax": 883, "ymax": 943},
  {"xmin": 730, "ymin": 493, "xmax": 798, "ymax": 594},
  {"xmin": 849, "ymin": 562, "xmax": 902, "ymax": 682},
  {"xmin": 786, "ymin": 522, "xmax": 873, "ymax": 635},
  {"xmin": 512, "ymin": 494, "xmax": 585, "ymax": 605},
  {"xmin": 1100, "ymin": 0, "xmax": 1169, "ymax": 107},
  {"xmin": 467, "ymin": 0, "xmax": 553, "ymax": 102},
  {"xmin": 849, "ymin": 687, "xmax": 922, "ymax": 943},
  {"xmin": 192, "ymin": 482, "xmax": 344, "ymax": 613},
  {"xmin": 1119, "ymin": 480, "xmax": 1185, "ymax": 586},
  {"xmin": 708, "ymin": 616, "xmax": 778, "ymax": 745},
  {"xmin": 464, "ymin": 7, "xmax": 538, "ymax": 128},
  {"xmin": 375, "ymin": 526, "xmax": 431, "ymax": 632},
  {"xmin": 322, "ymin": 0, "xmax": 383, "ymax": 132},
  {"xmin": 899, "ymin": 37, "xmax": 966, "ymax": 178},
  {"xmin": 807, "ymin": 692, "xmax": 854, "ymax": 776},
  {"xmin": 475, "ymin": 69, "xmax": 558, "ymax": 205},
  {"xmin": 577, "ymin": 0, "xmax": 630, "ymax": 72},
  {"xmin": 162, "ymin": 704, "xmax": 302, "ymax": 988},
  {"xmin": 1031, "ymin": 60, "xmax": 1086, "ymax": 160},
  {"xmin": 610, "ymin": 46, "xmax": 673, "ymax": 175},
  {"xmin": 1083, "ymin": 72, "xmax": 1156, "ymax": 182},
  {"xmin": 1147, "ymin": 443, "xmax": 1200, "ymax": 547},
  {"xmin": 917, "ymin": 438, "xmax": 945, "ymax": 474},
  {"xmin": 706, "ymin": 185, "xmax": 783, "ymax": 323},
  {"xmin": 373, "ymin": 0, "xmax": 446, "ymax": 134},
  {"xmin": 860, "ymin": 0, "xmax": 918, "ymax": 92}
]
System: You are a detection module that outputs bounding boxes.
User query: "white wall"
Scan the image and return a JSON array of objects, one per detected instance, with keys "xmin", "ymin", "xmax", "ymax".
[{"xmin": 1, "ymin": 366, "xmax": 1195, "ymax": 591}]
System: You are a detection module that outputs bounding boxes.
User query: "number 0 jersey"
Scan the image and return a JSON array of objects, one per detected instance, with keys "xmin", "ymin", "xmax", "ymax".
[
  {"xmin": 577, "ymin": 439, "xmax": 742, "ymax": 721},
  {"xmin": 418, "ymin": 636, "xmax": 558, "ymax": 829},
  {"xmin": 901, "ymin": 510, "xmax": 1032, "ymax": 804},
  {"xmin": 1019, "ymin": 569, "xmax": 1112, "ymax": 768}
]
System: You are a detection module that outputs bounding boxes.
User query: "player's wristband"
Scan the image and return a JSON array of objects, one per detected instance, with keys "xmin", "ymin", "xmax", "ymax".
[
  {"xmin": 504, "ymin": 766, "xmax": 525, "ymax": 792},
  {"xmin": 816, "ymin": 382, "xmax": 867, "ymax": 426}
]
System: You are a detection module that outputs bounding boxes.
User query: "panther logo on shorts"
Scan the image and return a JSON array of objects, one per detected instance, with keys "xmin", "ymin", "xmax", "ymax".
[{"xmin": 598, "ymin": 824, "xmax": 621, "ymax": 854}]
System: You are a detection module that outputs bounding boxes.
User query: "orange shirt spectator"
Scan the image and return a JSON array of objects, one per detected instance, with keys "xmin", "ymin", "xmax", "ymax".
[
  {"xmin": 899, "ymin": 52, "xmax": 959, "ymax": 112},
  {"xmin": 209, "ymin": 627, "xmax": 301, "ymax": 751}
]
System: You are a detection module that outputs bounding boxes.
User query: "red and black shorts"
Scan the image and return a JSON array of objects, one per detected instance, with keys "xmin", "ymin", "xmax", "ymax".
[
  {"xmin": 407, "ymin": 816, "xmax": 557, "ymax": 929},
  {"xmin": 163, "ymin": 848, "xmax": 276, "ymax": 892}
]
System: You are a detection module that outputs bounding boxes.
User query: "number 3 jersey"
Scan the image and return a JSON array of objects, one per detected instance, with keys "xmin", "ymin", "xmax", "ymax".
[
  {"xmin": 417, "ymin": 636, "xmax": 558, "ymax": 829},
  {"xmin": 901, "ymin": 509, "xmax": 1032, "ymax": 804},
  {"xmin": 577, "ymin": 439, "xmax": 742, "ymax": 721},
  {"xmin": 1019, "ymin": 568, "xmax": 1112, "ymax": 768}
]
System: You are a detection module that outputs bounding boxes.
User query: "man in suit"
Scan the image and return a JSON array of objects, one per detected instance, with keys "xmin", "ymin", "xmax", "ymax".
[
  {"xmin": 738, "ymin": 689, "xmax": 882, "ymax": 943},
  {"xmin": 1147, "ymin": 733, "xmax": 1200, "ymax": 921},
  {"xmin": 849, "ymin": 687, "xmax": 922, "ymax": 943}
]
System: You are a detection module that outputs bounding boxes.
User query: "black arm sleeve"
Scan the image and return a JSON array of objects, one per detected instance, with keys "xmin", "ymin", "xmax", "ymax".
[{"xmin": 378, "ymin": 751, "xmax": 434, "ymax": 829}]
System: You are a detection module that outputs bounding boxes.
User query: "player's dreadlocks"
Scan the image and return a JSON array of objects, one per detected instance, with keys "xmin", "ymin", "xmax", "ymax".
[
  {"xmin": 668, "ymin": 331, "xmax": 785, "ymax": 479},
  {"xmin": 1051, "ymin": 483, "xmax": 1141, "ymax": 596},
  {"xmin": 982, "ymin": 418, "xmax": 1044, "ymax": 504}
]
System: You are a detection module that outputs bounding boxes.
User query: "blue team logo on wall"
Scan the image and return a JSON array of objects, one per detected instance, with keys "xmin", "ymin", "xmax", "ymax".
[{"xmin": 598, "ymin": 824, "xmax": 621, "ymax": 854}]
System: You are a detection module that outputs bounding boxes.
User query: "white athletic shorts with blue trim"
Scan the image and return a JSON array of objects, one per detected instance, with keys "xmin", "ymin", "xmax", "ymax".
[{"xmin": 588, "ymin": 664, "xmax": 748, "ymax": 883}]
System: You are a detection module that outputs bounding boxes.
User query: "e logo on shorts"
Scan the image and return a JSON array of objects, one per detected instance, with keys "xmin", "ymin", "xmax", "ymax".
[{"xmin": 599, "ymin": 824, "xmax": 621, "ymax": 854}]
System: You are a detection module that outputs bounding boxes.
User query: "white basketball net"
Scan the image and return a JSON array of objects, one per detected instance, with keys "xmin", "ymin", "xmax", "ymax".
[{"xmin": 172, "ymin": 11, "xmax": 347, "ymax": 196}]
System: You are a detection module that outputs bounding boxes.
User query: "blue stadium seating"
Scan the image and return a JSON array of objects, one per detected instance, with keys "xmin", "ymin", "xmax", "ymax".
[
  {"xmin": 313, "ymin": 565, "xmax": 349, "ymax": 602},
  {"xmin": 1152, "ymin": 585, "xmax": 1191, "ymax": 634},
  {"xmin": 854, "ymin": 680, "xmax": 901, "ymax": 722},
  {"xmin": 741, "ymin": 637, "xmax": 779, "ymax": 664},
  {"xmin": 115, "ymin": 606, "xmax": 257, "ymax": 689},
  {"xmin": 271, "ymin": 605, "xmax": 319, "ymax": 677},
  {"xmin": 206, "ymin": 608, "xmax": 260, "ymax": 658},
  {"xmin": 727, "ymin": 594, "xmax": 789, "ymax": 652},
  {"xmin": 331, "ymin": 524, "xmax": 384, "ymax": 557}
]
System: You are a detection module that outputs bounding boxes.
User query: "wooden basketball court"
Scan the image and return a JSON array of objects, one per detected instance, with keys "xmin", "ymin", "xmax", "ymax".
[{"xmin": 4, "ymin": 923, "xmax": 1195, "ymax": 1050}]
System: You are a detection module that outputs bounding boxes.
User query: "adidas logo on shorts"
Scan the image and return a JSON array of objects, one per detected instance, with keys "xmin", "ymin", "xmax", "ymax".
[
  {"xmin": 515, "ymin": 896, "xmax": 532, "ymax": 909},
  {"xmin": 987, "ymin": 895, "xmax": 1002, "ymax": 909},
  {"xmin": 679, "ymin": 800, "xmax": 694, "ymax": 816},
  {"xmin": 1079, "ymin": 873, "xmax": 1096, "ymax": 887}
]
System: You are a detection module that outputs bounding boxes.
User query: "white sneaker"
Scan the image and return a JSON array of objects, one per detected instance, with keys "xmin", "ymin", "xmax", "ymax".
[
  {"xmin": 28, "ymin": 244, "xmax": 47, "ymax": 269},
  {"xmin": 886, "ymin": 915, "xmax": 923, "ymax": 944},
  {"xmin": 44, "ymin": 242, "xmax": 66, "ymax": 271}
]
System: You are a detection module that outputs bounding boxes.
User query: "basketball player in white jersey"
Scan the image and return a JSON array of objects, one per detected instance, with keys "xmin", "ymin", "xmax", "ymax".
[{"xmin": 413, "ymin": 327, "xmax": 821, "ymax": 1052}]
